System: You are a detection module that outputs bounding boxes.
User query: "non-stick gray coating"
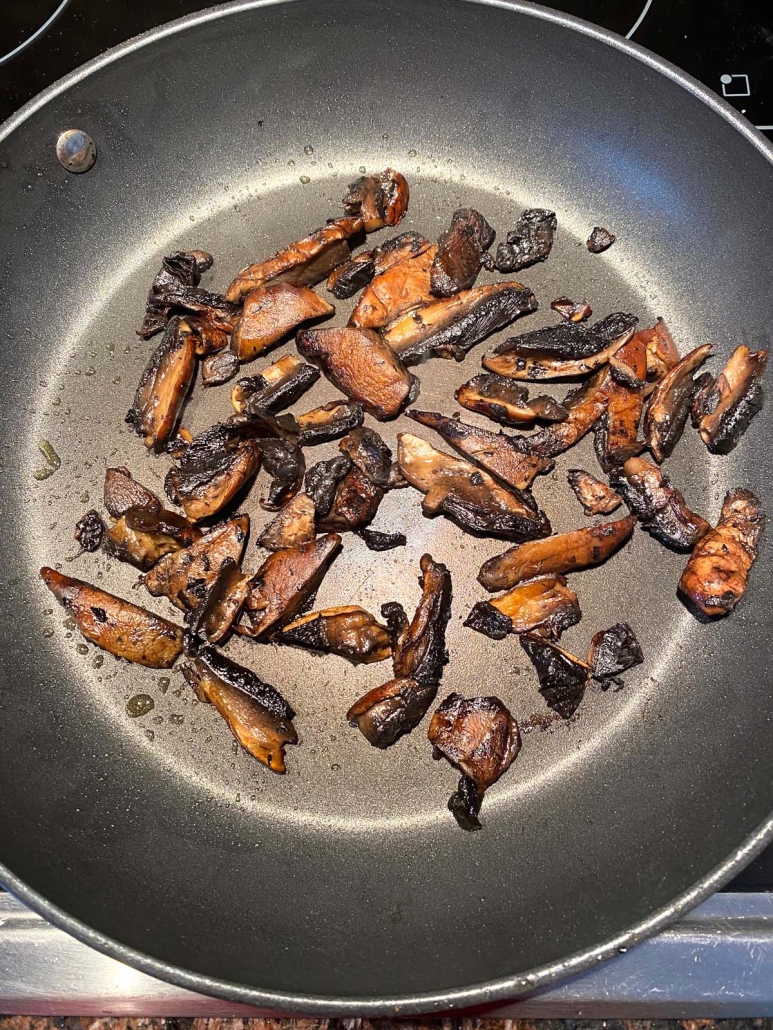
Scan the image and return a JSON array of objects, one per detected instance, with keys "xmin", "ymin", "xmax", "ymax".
[{"xmin": 0, "ymin": 0, "xmax": 772, "ymax": 1012}]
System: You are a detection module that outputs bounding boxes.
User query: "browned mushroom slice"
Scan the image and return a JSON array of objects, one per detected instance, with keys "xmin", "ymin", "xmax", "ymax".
[
  {"xmin": 339, "ymin": 427, "xmax": 392, "ymax": 486},
  {"xmin": 397, "ymin": 433, "xmax": 550, "ymax": 541},
  {"xmin": 551, "ymin": 297, "xmax": 592, "ymax": 323},
  {"xmin": 104, "ymin": 506, "xmax": 201, "ymax": 570},
  {"xmin": 567, "ymin": 469, "xmax": 622, "ymax": 516},
  {"xmin": 430, "ymin": 208, "xmax": 496, "ymax": 297},
  {"xmin": 279, "ymin": 605, "xmax": 391, "ymax": 664},
  {"xmin": 384, "ymin": 282, "xmax": 538, "ymax": 364},
  {"xmin": 389, "ymin": 553, "xmax": 452, "ymax": 684},
  {"xmin": 138, "ymin": 251, "xmax": 238, "ymax": 339},
  {"xmin": 225, "ymin": 216, "xmax": 364, "ymax": 301},
  {"xmin": 317, "ymin": 466, "xmax": 384, "ymax": 532},
  {"xmin": 347, "ymin": 678, "xmax": 438, "ymax": 749},
  {"xmin": 485, "ymin": 328, "xmax": 635, "ymax": 380},
  {"xmin": 297, "ymin": 326, "xmax": 416, "ymax": 421},
  {"xmin": 184, "ymin": 647, "xmax": 297, "ymax": 772},
  {"xmin": 495, "ymin": 209, "xmax": 557, "ymax": 272},
  {"xmin": 520, "ymin": 633, "xmax": 591, "ymax": 719},
  {"xmin": 74, "ymin": 510, "xmax": 106, "ymax": 552},
  {"xmin": 349, "ymin": 245, "xmax": 437, "ymax": 330},
  {"xmin": 258, "ymin": 492, "xmax": 316, "ymax": 551},
  {"xmin": 679, "ymin": 488, "xmax": 764, "ymax": 617},
  {"xmin": 465, "ymin": 574, "xmax": 580, "ymax": 640},
  {"xmin": 295, "ymin": 400, "xmax": 364, "ymax": 446},
  {"xmin": 428, "ymin": 693, "xmax": 521, "ymax": 831},
  {"xmin": 40, "ymin": 567, "xmax": 183, "ymax": 668},
  {"xmin": 587, "ymin": 226, "xmax": 615, "ymax": 253},
  {"xmin": 164, "ymin": 422, "xmax": 261, "ymax": 522},
  {"xmin": 231, "ymin": 355, "xmax": 320, "ymax": 415},
  {"xmin": 356, "ymin": 528, "xmax": 407, "ymax": 551},
  {"xmin": 187, "ymin": 316, "xmax": 228, "ymax": 357},
  {"xmin": 406, "ymin": 410, "xmax": 551, "ymax": 492},
  {"xmin": 611, "ymin": 457, "xmax": 709, "ymax": 550},
  {"xmin": 326, "ymin": 231, "xmax": 429, "ymax": 299},
  {"xmin": 478, "ymin": 514, "xmax": 636, "ymax": 592},
  {"xmin": 104, "ymin": 467, "xmax": 163, "ymax": 519},
  {"xmin": 342, "ymin": 168, "xmax": 409, "ymax": 232},
  {"xmin": 588, "ymin": 622, "xmax": 644, "ymax": 684},
  {"xmin": 201, "ymin": 350, "xmax": 240, "ymax": 387},
  {"xmin": 185, "ymin": 558, "xmax": 251, "ymax": 645},
  {"xmin": 633, "ymin": 318, "xmax": 681, "ymax": 381},
  {"xmin": 144, "ymin": 515, "xmax": 249, "ymax": 611},
  {"xmin": 239, "ymin": 533, "xmax": 342, "ymax": 639},
  {"xmin": 455, "ymin": 372, "xmax": 567, "ymax": 426},
  {"xmin": 521, "ymin": 368, "xmax": 613, "ymax": 459},
  {"xmin": 126, "ymin": 316, "xmax": 197, "ymax": 450},
  {"xmin": 691, "ymin": 372, "xmax": 717, "ymax": 425},
  {"xmin": 644, "ymin": 344, "xmax": 713, "ymax": 461},
  {"xmin": 594, "ymin": 331, "xmax": 648, "ymax": 471},
  {"xmin": 230, "ymin": 284, "xmax": 334, "ymax": 363},
  {"xmin": 696, "ymin": 345, "xmax": 768, "ymax": 454}
]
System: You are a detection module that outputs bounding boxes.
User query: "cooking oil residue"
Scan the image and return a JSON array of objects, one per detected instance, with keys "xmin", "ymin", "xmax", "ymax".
[
  {"xmin": 33, "ymin": 439, "xmax": 61, "ymax": 481},
  {"xmin": 126, "ymin": 694, "xmax": 155, "ymax": 717}
]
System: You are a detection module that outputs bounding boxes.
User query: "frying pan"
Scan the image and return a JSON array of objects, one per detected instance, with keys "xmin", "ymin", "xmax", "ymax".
[{"xmin": 1, "ymin": 0, "xmax": 772, "ymax": 1014}]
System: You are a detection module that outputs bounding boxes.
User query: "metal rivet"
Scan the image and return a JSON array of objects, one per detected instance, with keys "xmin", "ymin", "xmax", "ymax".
[{"xmin": 56, "ymin": 128, "xmax": 97, "ymax": 173}]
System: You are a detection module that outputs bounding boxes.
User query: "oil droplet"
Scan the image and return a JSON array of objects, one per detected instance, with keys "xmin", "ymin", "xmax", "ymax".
[
  {"xmin": 112, "ymin": 376, "xmax": 121, "ymax": 385},
  {"xmin": 358, "ymin": 165, "xmax": 366, "ymax": 174},
  {"xmin": 106, "ymin": 341, "xmax": 115, "ymax": 352},
  {"xmin": 144, "ymin": 729, "xmax": 155, "ymax": 741},
  {"xmin": 331, "ymin": 763, "xmax": 341, "ymax": 771},
  {"xmin": 63, "ymin": 618, "xmax": 76, "ymax": 630},
  {"xmin": 43, "ymin": 627, "xmax": 54, "ymax": 638},
  {"xmin": 299, "ymin": 175, "xmax": 310, "ymax": 184},
  {"xmin": 303, "ymin": 145, "xmax": 313, "ymax": 155},
  {"xmin": 92, "ymin": 654, "xmax": 104, "ymax": 669},
  {"xmin": 287, "ymin": 159, "xmax": 295, "ymax": 166},
  {"xmin": 382, "ymin": 133, "xmax": 389, "ymax": 141},
  {"xmin": 327, "ymin": 162, "xmax": 333, "ymax": 168},
  {"xmin": 157, "ymin": 676, "xmax": 170, "ymax": 694},
  {"xmin": 126, "ymin": 694, "xmax": 154, "ymax": 717},
  {"xmin": 84, "ymin": 367, "xmax": 96, "ymax": 377},
  {"xmin": 33, "ymin": 467, "xmax": 55, "ymax": 481},
  {"xmin": 76, "ymin": 643, "xmax": 88, "ymax": 655},
  {"xmin": 169, "ymin": 713, "xmax": 184, "ymax": 725},
  {"xmin": 79, "ymin": 491, "xmax": 89, "ymax": 503},
  {"xmin": 39, "ymin": 440, "xmax": 60, "ymax": 467},
  {"xmin": 408, "ymin": 148, "xmax": 417, "ymax": 158},
  {"xmin": 52, "ymin": 396, "xmax": 61, "ymax": 406},
  {"xmin": 152, "ymin": 715, "xmax": 164, "ymax": 724}
]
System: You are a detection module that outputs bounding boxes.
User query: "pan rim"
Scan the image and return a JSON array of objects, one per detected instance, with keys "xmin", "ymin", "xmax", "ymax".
[{"xmin": 2, "ymin": 0, "xmax": 773, "ymax": 1014}]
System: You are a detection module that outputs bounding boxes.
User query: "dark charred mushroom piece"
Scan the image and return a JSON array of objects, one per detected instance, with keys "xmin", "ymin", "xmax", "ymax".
[
  {"xmin": 257, "ymin": 437, "xmax": 305, "ymax": 511},
  {"xmin": 138, "ymin": 251, "xmax": 238, "ymax": 339},
  {"xmin": 587, "ymin": 226, "xmax": 616, "ymax": 253},
  {"xmin": 612, "ymin": 457, "xmax": 710, "ymax": 550},
  {"xmin": 297, "ymin": 326, "xmax": 416, "ymax": 421},
  {"xmin": 104, "ymin": 467, "xmax": 162, "ymax": 519},
  {"xmin": 696, "ymin": 346, "xmax": 768, "ymax": 454},
  {"xmin": 143, "ymin": 514, "xmax": 249, "ymax": 611},
  {"xmin": 691, "ymin": 372, "xmax": 717, "ymax": 426},
  {"xmin": 428, "ymin": 693, "xmax": 521, "ymax": 831},
  {"xmin": 392, "ymin": 554, "xmax": 452, "ymax": 684},
  {"xmin": 384, "ymin": 282, "xmax": 538, "ymax": 364},
  {"xmin": 342, "ymin": 168, "xmax": 409, "ymax": 232},
  {"xmin": 356, "ymin": 528, "xmax": 407, "ymax": 551},
  {"xmin": 230, "ymin": 355, "xmax": 319, "ymax": 414},
  {"xmin": 201, "ymin": 350, "xmax": 240, "ymax": 387},
  {"xmin": 305, "ymin": 455, "xmax": 352, "ymax": 517},
  {"xmin": 326, "ymin": 231, "xmax": 429, "ymax": 299},
  {"xmin": 339, "ymin": 427, "xmax": 393, "ymax": 487},
  {"xmin": 521, "ymin": 368, "xmax": 613, "ymax": 459},
  {"xmin": 186, "ymin": 557, "xmax": 251, "ymax": 645},
  {"xmin": 588, "ymin": 622, "xmax": 644, "ymax": 685},
  {"xmin": 164, "ymin": 421, "xmax": 261, "ymax": 522},
  {"xmin": 347, "ymin": 679, "xmax": 438, "ymax": 749},
  {"xmin": 349, "ymin": 244, "xmax": 436, "ymax": 330},
  {"xmin": 126, "ymin": 316, "xmax": 197, "ymax": 450},
  {"xmin": 398, "ymin": 432, "xmax": 551, "ymax": 542},
  {"xmin": 478, "ymin": 515, "xmax": 636, "ymax": 592},
  {"xmin": 239, "ymin": 533, "xmax": 342, "ymax": 639},
  {"xmin": 279, "ymin": 605, "xmax": 391, "ymax": 664},
  {"xmin": 295, "ymin": 400, "xmax": 364, "ymax": 446},
  {"xmin": 258, "ymin": 492, "xmax": 316, "ymax": 551},
  {"xmin": 495, "ymin": 209, "xmax": 556, "ymax": 272},
  {"xmin": 679, "ymin": 488, "xmax": 764, "ymax": 617},
  {"xmin": 40, "ymin": 567, "xmax": 184, "ymax": 668},
  {"xmin": 520, "ymin": 633, "xmax": 591, "ymax": 719},
  {"xmin": 431, "ymin": 208, "xmax": 496, "ymax": 297},
  {"xmin": 406, "ymin": 409, "xmax": 551, "ymax": 492},
  {"xmin": 593, "ymin": 331, "xmax": 648, "ymax": 471},
  {"xmin": 551, "ymin": 297, "xmax": 592, "ymax": 323},
  {"xmin": 225, "ymin": 216, "xmax": 364, "ymax": 301},
  {"xmin": 455, "ymin": 372, "xmax": 567, "ymax": 426},
  {"xmin": 567, "ymin": 469, "xmax": 622, "ymax": 516},
  {"xmin": 230, "ymin": 284, "xmax": 335, "ymax": 363},
  {"xmin": 104, "ymin": 506, "xmax": 202, "ymax": 570},
  {"xmin": 465, "ymin": 574, "xmax": 580, "ymax": 640},
  {"xmin": 189, "ymin": 316, "xmax": 229, "ymax": 356},
  {"xmin": 317, "ymin": 466, "xmax": 384, "ymax": 532},
  {"xmin": 74, "ymin": 510, "xmax": 105, "ymax": 552},
  {"xmin": 184, "ymin": 647, "xmax": 297, "ymax": 772},
  {"xmin": 644, "ymin": 344, "xmax": 713, "ymax": 462}
]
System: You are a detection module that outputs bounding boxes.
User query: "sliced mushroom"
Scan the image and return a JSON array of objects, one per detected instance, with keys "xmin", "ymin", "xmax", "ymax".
[
  {"xmin": 478, "ymin": 514, "xmax": 636, "ymax": 592},
  {"xmin": 295, "ymin": 400, "xmax": 364, "ymax": 446},
  {"xmin": 339, "ymin": 427, "xmax": 393, "ymax": 487},
  {"xmin": 494, "ymin": 209, "xmax": 556, "ymax": 272},
  {"xmin": 398, "ymin": 433, "xmax": 550, "ymax": 541},
  {"xmin": 257, "ymin": 436, "xmax": 306, "ymax": 511},
  {"xmin": 347, "ymin": 678, "xmax": 438, "ymax": 749},
  {"xmin": 225, "ymin": 216, "xmax": 363, "ymax": 301},
  {"xmin": 520, "ymin": 633, "xmax": 591, "ymax": 719},
  {"xmin": 406, "ymin": 409, "xmax": 551, "ymax": 492},
  {"xmin": 551, "ymin": 297, "xmax": 592, "ymax": 323},
  {"xmin": 144, "ymin": 514, "xmax": 249, "ymax": 611},
  {"xmin": 430, "ymin": 208, "xmax": 495, "ymax": 297},
  {"xmin": 258, "ymin": 492, "xmax": 316, "ymax": 551},
  {"xmin": 691, "ymin": 372, "xmax": 718, "ymax": 425},
  {"xmin": 138, "ymin": 251, "xmax": 238, "ymax": 339},
  {"xmin": 230, "ymin": 355, "xmax": 319, "ymax": 414},
  {"xmin": 587, "ymin": 226, "xmax": 615, "ymax": 253},
  {"xmin": 104, "ymin": 506, "xmax": 201, "ymax": 570},
  {"xmin": 189, "ymin": 316, "xmax": 229, "ymax": 356},
  {"xmin": 465, "ymin": 574, "xmax": 580, "ymax": 640},
  {"xmin": 567, "ymin": 469, "xmax": 622, "ymax": 516},
  {"xmin": 74, "ymin": 509, "xmax": 106, "ymax": 552},
  {"xmin": 455, "ymin": 372, "xmax": 567, "ymax": 426},
  {"xmin": 356, "ymin": 528, "xmax": 407, "ymax": 551},
  {"xmin": 239, "ymin": 533, "xmax": 342, "ymax": 639},
  {"xmin": 317, "ymin": 466, "xmax": 384, "ymax": 532},
  {"xmin": 594, "ymin": 330, "xmax": 648, "ymax": 471},
  {"xmin": 696, "ymin": 345, "xmax": 768, "ymax": 454},
  {"xmin": 588, "ymin": 623, "xmax": 644, "ymax": 684},
  {"xmin": 229, "ymin": 284, "xmax": 334, "ymax": 363},
  {"xmin": 104, "ymin": 467, "xmax": 162, "ymax": 519},
  {"xmin": 644, "ymin": 344, "xmax": 713, "ymax": 462},
  {"xmin": 636, "ymin": 319, "xmax": 680, "ymax": 382},
  {"xmin": 296, "ymin": 326, "xmax": 416, "ymax": 421},
  {"xmin": 304, "ymin": 455, "xmax": 352, "ymax": 517},
  {"xmin": 126, "ymin": 316, "xmax": 198, "ymax": 450},
  {"xmin": 349, "ymin": 245, "xmax": 437, "ymax": 330},
  {"xmin": 391, "ymin": 553, "xmax": 452, "ymax": 684},
  {"xmin": 520, "ymin": 368, "xmax": 613, "ymax": 459},
  {"xmin": 326, "ymin": 231, "xmax": 429, "ymax": 299},
  {"xmin": 201, "ymin": 350, "xmax": 240, "ymax": 387},
  {"xmin": 40, "ymin": 567, "xmax": 183, "ymax": 668},
  {"xmin": 278, "ymin": 605, "xmax": 391, "ymax": 663},
  {"xmin": 428, "ymin": 693, "xmax": 521, "ymax": 831},
  {"xmin": 384, "ymin": 281, "xmax": 538, "ymax": 364},
  {"xmin": 164, "ymin": 421, "xmax": 262, "ymax": 522},
  {"xmin": 485, "ymin": 324, "xmax": 637, "ymax": 380},
  {"xmin": 184, "ymin": 648, "xmax": 297, "ymax": 772},
  {"xmin": 342, "ymin": 168, "xmax": 409, "ymax": 232},
  {"xmin": 186, "ymin": 557, "xmax": 251, "ymax": 645},
  {"xmin": 679, "ymin": 488, "xmax": 764, "ymax": 617},
  {"xmin": 612, "ymin": 456, "xmax": 709, "ymax": 550}
]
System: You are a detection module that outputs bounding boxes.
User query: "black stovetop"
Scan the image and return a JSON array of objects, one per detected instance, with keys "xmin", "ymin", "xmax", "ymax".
[{"xmin": 1, "ymin": 0, "xmax": 771, "ymax": 891}]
